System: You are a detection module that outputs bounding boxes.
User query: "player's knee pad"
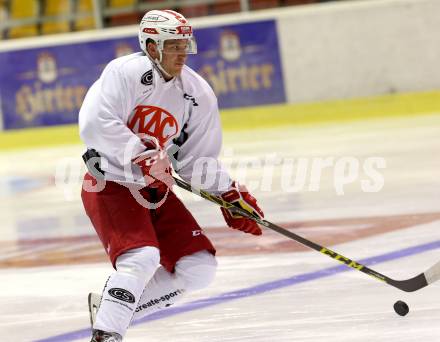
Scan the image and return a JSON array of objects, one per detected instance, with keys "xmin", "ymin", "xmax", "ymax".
[
  {"xmin": 175, "ymin": 250, "xmax": 217, "ymax": 291},
  {"xmin": 116, "ymin": 246, "xmax": 160, "ymax": 278}
]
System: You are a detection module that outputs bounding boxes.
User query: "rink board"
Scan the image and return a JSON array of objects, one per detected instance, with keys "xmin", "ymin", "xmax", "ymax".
[{"xmin": 1, "ymin": 90, "xmax": 439, "ymax": 150}]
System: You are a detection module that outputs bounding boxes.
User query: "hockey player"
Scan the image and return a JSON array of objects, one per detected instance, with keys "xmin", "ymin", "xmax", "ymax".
[{"xmin": 79, "ymin": 9, "xmax": 264, "ymax": 341}]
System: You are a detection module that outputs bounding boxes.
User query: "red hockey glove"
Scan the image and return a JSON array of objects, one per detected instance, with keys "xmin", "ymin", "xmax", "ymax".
[
  {"xmin": 132, "ymin": 138, "xmax": 174, "ymax": 188},
  {"xmin": 220, "ymin": 181, "xmax": 264, "ymax": 236}
]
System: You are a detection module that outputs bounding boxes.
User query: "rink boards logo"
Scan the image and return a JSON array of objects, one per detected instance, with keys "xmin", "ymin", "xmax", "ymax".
[
  {"xmin": 12, "ymin": 51, "xmax": 88, "ymax": 125},
  {"xmin": 187, "ymin": 20, "xmax": 286, "ymax": 109},
  {"xmin": 108, "ymin": 288, "xmax": 136, "ymax": 303}
]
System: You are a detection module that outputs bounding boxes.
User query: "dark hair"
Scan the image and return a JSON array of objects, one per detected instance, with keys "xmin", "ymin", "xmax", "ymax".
[{"xmin": 145, "ymin": 38, "xmax": 156, "ymax": 50}]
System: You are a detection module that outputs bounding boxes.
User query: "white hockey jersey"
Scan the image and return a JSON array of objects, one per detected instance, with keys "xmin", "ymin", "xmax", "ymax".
[{"xmin": 79, "ymin": 52, "xmax": 231, "ymax": 193}]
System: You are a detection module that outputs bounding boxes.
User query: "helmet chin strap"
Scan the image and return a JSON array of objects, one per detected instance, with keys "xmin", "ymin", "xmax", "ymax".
[{"xmin": 147, "ymin": 50, "xmax": 173, "ymax": 80}]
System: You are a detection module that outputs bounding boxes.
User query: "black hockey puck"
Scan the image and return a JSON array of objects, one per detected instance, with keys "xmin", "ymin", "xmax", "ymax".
[{"xmin": 393, "ymin": 300, "xmax": 409, "ymax": 316}]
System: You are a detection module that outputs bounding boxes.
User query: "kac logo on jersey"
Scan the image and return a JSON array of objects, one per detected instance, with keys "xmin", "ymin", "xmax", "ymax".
[
  {"xmin": 141, "ymin": 70, "xmax": 153, "ymax": 86},
  {"xmin": 128, "ymin": 105, "xmax": 179, "ymax": 146}
]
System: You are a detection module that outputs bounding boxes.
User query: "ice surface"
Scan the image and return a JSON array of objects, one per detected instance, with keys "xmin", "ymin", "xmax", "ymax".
[{"xmin": 1, "ymin": 114, "xmax": 440, "ymax": 341}]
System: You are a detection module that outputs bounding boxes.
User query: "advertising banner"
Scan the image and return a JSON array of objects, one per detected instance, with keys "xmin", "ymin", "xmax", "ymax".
[
  {"xmin": 0, "ymin": 19, "xmax": 285, "ymax": 130},
  {"xmin": 0, "ymin": 38, "xmax": 138, "ymax": 130},
  {"xmin": 187, "ymin": 20, "xmax": 286, "ymax": 109}
]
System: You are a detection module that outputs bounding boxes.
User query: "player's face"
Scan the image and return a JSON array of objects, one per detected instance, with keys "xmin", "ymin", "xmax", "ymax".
[{"xmin": 160, "ymin": 39, "xmax": 188, "ymax": 77}]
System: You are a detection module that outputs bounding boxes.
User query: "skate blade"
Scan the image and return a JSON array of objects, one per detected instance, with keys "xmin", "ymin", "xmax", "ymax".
[{"xmin": 88, "ymin": 292, "xmax": 101, "ymax": 328}]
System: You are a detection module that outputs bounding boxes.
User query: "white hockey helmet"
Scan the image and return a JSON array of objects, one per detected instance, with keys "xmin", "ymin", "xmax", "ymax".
[{"xmin": 138, "ymin": 10, "xmax": 197, "ymax": 57}]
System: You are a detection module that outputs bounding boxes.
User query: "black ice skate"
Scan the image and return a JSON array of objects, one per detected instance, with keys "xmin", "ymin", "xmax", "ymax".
[{"xmin": 90, "ymin": 329, "xmax": 122, "ymax": 342}]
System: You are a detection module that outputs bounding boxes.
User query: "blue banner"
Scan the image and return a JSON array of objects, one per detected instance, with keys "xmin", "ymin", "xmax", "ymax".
[
  {"xmin": 0, "ymin": 38, "xmax": 138, "ymax": 130},
  {"xmin": 187, "ymin": 20, "xmax": 286, "ymax": 109},
  {"xmin": 0, "ymin": 20, "xmax": 285, "ymax": 130}
]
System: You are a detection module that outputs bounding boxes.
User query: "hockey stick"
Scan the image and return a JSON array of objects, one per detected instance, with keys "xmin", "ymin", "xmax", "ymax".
[
  {"xmin": 81, "ymin": 149, "xmax": 440, "ymax": 292},
  {"xmin": 173, "ymin": 176, "xmax": 440, "ymax": 292}
]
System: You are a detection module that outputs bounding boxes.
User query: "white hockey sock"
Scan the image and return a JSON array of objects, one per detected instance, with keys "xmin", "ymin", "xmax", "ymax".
[
  {"xmin": 94, "ymin": 246, "xmax": 160, "ymax": 337},
  {"xmin": 132, "ymin": 266, "xmax": 186, "ymax": 319},
  {"xmin": 133, "ymin": 250, "xmax": 217, "ymax": 320}
]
